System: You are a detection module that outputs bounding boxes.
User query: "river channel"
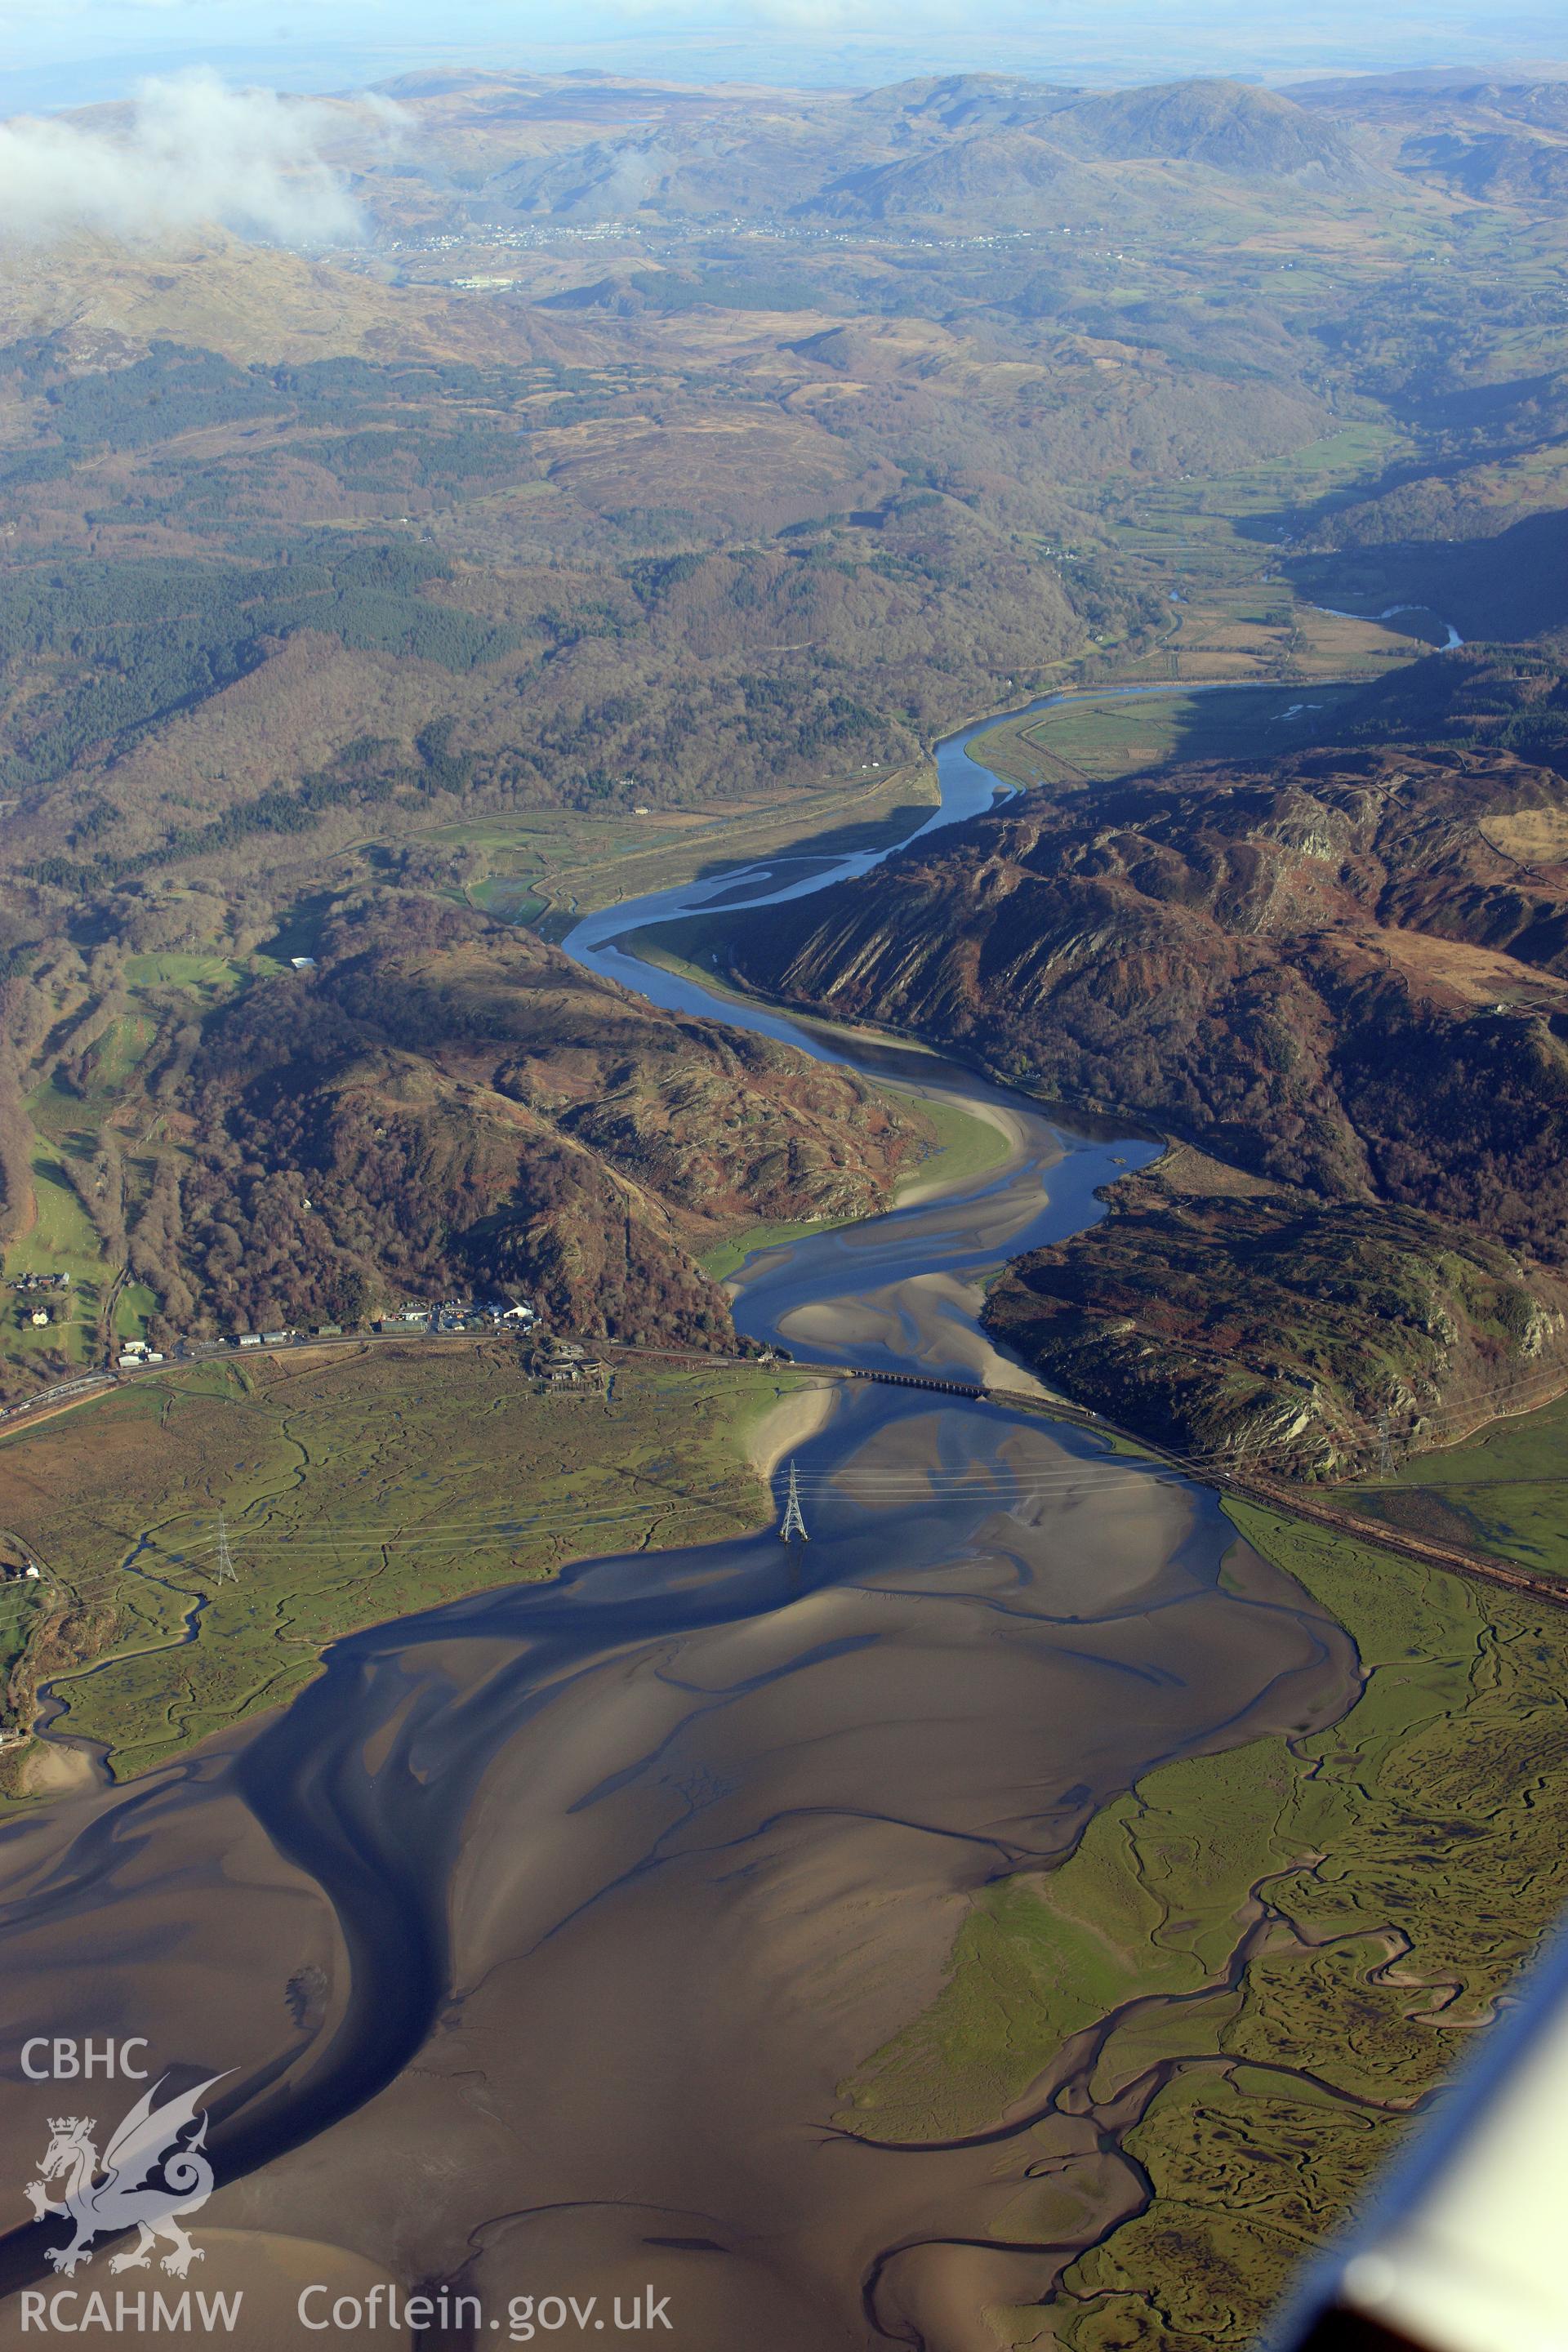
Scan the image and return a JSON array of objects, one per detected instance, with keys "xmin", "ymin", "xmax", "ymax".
[{"xmin": 0, "ymin": 699, "xmax": 1364, "ymax": 2349}]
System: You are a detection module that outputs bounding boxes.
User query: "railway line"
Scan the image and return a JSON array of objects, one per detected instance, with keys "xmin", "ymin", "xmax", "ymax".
[{"xmin": 3, "ymin": 1331, "xmax": 1561, "ymax": 1614}]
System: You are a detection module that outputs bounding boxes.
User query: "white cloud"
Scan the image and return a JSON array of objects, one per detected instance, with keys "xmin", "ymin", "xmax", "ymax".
[{"xmin": 0, "ymin": 71, "xmax": 366, "ymax": 250}]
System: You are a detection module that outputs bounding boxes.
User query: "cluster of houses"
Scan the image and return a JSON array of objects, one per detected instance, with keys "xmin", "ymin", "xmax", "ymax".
[
  {"xmin": 102, "ymin": 1294, "xmax": 611, "ymax": 1395},
  {"xmin": 369, "ymin": 1298, "xmax": 538, "ymax": 1337},
  {"xmin": 226, "ymin": 1301, "xmax": 612, "ymax": 1390},
  {"xmin": 13, "ymin": 1271, "xmax": 69, "ymax": 1330},
  {"xmin": 226, "ymin": 1298, "xmax": 540, "ymax": 1349}
]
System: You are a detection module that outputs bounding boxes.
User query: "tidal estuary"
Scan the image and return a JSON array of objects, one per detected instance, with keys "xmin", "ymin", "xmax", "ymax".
[{"xmin": 0, "ymin": 705, "xmax": 1365, "ymax": 2348}]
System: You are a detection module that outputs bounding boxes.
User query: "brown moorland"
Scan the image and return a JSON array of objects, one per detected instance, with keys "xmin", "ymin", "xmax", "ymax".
[{"xmin": 720, "ymin": 746, "xmax": 1568, "ymax": 1464}]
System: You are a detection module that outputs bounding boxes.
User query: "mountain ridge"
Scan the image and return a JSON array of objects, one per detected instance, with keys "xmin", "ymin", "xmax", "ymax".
[{"xmin": 711, "ymin": 742, "xmax": 1568, "ymax": 1468}]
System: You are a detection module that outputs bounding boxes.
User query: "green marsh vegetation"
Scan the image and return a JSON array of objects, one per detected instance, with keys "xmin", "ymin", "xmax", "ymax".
[
  {"xmin": 0, "ymin": 1341, "xmax": 804, "ymax": 1788},
  {"xmin": 698, "ymin": 1217, "xmax": 861, "ymax": 1284},
  {"xmin": 841, "ymin": 1503, "xmax": 1568, "ymax": 2346},
  {"xmin": 889, "ymin": 1090, "xmax": 1013, "ymax": 1198}
]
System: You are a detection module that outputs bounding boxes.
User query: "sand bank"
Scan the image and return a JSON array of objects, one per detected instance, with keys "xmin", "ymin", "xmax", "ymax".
[{"xmin": 743, "ymin": 1372, "xmax": 841, "ymax": 1478}]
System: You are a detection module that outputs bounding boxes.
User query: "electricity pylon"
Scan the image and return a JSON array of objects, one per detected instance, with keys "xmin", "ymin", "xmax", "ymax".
[
  {"xmin": 779, "ymin": 1459, "xmax": 808, "ymax": 1544},
  {"xmin": 214, "ymin": 1514, "xmax": 238, "ymax": 1584}
]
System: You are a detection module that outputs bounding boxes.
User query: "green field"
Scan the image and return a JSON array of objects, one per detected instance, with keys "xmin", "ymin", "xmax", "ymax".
[
  {"xmin": 2, "ymin": 1136, "xmax": 111, "ymax": 1371},
  {"xmin": 0, "ymin": 1340, "xmax": 805, "ymax": 1787},
  {"xmin": 427, "ymin": 761, "xmax": 938, "ymax": 926},
  {"xmin": 1035, "ymin": 414, "xmax": 1443, "ymax": 715},
  {"xmin": 1190, "ymin": 423, "xmax": 1412, "ymax": 521},
  {"xmin": 971, "ymin": 682, "xmax": 1363, "ymax": 790},
  {"xmin": 3, "ymin": 979, "xmax": 229, "ymax": 1389},
  {"xmin": 28, "ymin": 1018, "xmax": 157, "ymax": 1144},
  {"xmin": 469, "ymin": 875, "xmax": 547, "ymax": 924},
  {"xmin": 124, "ymin": 951, "xmax": 249, "ymax": 1002},
  {"xmin": 1343, "ymin": 1388, "xmax": 1568, "ymax": 1580},
  {"xmin": 843, "ymin": 1502, "xmax": 1568, "ymax": 2347},
  {"xmin": 84, "ymin": 1011, "xmax": 155, "ymax": 1094},
  {"xmin": 0, "ymin": 1578, "xmax": 38, "ymax": 1693},
  {"xmin": 114, "ymin": 1282, "xmax": 158, "ymax": 1343}
]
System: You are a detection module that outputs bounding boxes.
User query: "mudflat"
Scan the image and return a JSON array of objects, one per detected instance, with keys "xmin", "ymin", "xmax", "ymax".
[{"xmin": 0, "ymin": 1389, "xmax": 1356, "ymax": 2347}]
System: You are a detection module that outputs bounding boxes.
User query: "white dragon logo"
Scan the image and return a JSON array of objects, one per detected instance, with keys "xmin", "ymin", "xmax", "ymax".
[{"xmin": 24, "ymin": 2074, "xmax": 225, "ymax": 2278}]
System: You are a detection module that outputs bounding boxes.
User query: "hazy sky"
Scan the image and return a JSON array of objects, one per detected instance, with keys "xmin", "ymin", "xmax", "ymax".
[{"xmin": 3, "ymin": 0, "xmax": 1566, "ymax": 112}]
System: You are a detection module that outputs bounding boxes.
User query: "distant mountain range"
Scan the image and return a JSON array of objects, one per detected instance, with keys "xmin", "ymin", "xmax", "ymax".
[
  {"xmin": 458, "ymin": 75, "xmax": 1377, "ymax": 230},
  {"xmin": 1293, "ymin": 69, "xmax": 1568, "ymax": 199}
]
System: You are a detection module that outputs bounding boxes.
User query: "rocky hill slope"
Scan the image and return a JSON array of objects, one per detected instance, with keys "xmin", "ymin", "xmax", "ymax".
[
  {"xmin": 720, "ymin": 746, "xmax": 1568, "ymax": 1468},
  {"xmin": 726, "ymin": 747, "xmax": 1568, "ymax": 1229},
  {"xmin": 51, "ymin": 893, "xmax": 928, "ymax": 1370},
  {"xmin": 987, "ymin": 1153, "xmax": 1568, "ymax": 1477}
]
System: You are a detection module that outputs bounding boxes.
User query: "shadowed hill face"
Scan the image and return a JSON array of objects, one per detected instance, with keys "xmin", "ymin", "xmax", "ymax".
[
  {"xmin": 1334, "ymin": 636, "xmax": 1568, "ymax": 771},
  {"xmin": 1290, "ymin": 70, "xmax": 1568, "ymax": 205},
  {"xmin": 849, "ymin": 75, "xmax": 1085, "ymax": 134},
  {"xmin": 1050, "ymin": 79, "xmax": 1368, "ymax": 178},
  {"xmin": 723, "ymin": 749, "xmax": 1568, "ymax": 1249},
  {"xmin": 1291, "ymin": 510, "xmax": 1568, "ymax": 648},
  {"xmin": 1296, "ymin": 73, "xmax": 1568, "ymax": 132},
  {"xmin": 1401, "ymin": 130, "xmax": 1568, "ymax": 203}
]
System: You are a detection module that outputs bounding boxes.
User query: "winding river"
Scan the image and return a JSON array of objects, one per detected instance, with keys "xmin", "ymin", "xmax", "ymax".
[{"xmin": 0, "ymin": 703, "xmax": 1364, "ymax": 2350}]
